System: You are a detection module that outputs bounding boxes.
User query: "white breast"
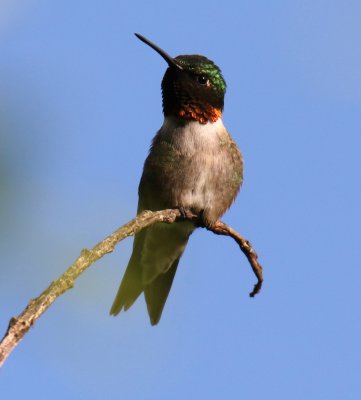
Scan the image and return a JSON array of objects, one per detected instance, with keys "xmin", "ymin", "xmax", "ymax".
[{"xmin": 161, "ymin": 117, "xmax": 228, "ymax": 155}]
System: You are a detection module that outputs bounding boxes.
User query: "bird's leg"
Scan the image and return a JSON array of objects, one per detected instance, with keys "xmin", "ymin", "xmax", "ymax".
[
  {"xmin": 178, "ymin": 206, "xmax": 197, "ymax": 220},
  {"xmin": 177, "ymin": 207, "xmax": 208, "ymax": 227}
]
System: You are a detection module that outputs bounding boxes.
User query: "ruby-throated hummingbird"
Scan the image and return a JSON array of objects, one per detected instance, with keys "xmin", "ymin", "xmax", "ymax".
[{"xmin": 110, "ymin": 33, "xmax": 243, "ymax": 325}]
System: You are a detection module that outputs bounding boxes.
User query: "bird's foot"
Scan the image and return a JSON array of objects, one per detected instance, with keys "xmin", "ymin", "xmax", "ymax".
[
  {"xmin": 178, "ymin": 206, "xmax": 196, "ymax": 220},
  {"xmin": 177, "ymin": 207, "xmax": 215, "ymax": 229}
]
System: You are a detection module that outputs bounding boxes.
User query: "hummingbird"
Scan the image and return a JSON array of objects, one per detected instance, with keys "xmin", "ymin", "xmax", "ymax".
[{"xmin": 110, "ymin": 33, "xmax": 243, "ymax": 325}]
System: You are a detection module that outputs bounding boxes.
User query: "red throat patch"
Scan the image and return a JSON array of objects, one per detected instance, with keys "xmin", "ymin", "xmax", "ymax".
[{"xmin": 178, "ymin": 105, "xmax": 222, "ymax": 124}]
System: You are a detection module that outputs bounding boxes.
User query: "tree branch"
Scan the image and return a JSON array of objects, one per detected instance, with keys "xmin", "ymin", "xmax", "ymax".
[{"xmin": 0, "ymin": 209, "xmax": 263, "ymax": 367}]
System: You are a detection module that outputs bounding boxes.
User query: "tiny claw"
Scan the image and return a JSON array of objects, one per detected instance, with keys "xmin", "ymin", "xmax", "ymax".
[{"xmin": 178, "ymin": 207, "xmax": 195, "ymax": 219}]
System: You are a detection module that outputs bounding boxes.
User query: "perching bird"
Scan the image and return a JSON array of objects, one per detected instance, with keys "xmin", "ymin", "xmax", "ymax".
[{"xmin": 110, "ymin": 34, "xmax": 243, "ymax": 325}]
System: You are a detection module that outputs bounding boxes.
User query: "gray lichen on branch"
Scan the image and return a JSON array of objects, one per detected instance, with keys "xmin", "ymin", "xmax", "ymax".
[{"xmin": 0, "ymin": 209, "xmax": 263, "ymax": 367}]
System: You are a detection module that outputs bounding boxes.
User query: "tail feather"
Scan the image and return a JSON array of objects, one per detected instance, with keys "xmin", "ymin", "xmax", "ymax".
[
  {"xmin": 110, "ymin": 222, "xmax": 194, "ymax": 323},
  {"xmin": 109, "ymin": 231, "xmax": 145, "ymax": 315},
  {"xmin": 109, "ymin": 256, "xmax": 142, "ymax": 315},
  {"xmin": 144, "ymin": 259, "xmax": 179, "ymax": 325}
]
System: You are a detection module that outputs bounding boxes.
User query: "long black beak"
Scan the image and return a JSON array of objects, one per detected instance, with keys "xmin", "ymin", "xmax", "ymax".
[{"xmin": 134, "ymin": 33, "xmax": 183, "ymax": 70}]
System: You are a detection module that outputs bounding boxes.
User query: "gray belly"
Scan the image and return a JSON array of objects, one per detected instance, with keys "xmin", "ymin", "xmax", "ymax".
[{"xmin": 175, "ymin": 145, "xmax": 243, "ymax": 223}]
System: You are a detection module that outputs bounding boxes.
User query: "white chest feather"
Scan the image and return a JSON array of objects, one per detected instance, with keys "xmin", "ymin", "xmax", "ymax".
[{"xmin": 161, "ymin": 117, "xmax": 228, "ymax": 155}]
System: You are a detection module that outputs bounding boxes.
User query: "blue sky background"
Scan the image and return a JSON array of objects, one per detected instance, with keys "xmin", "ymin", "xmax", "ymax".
[{"xmin": 1, "ymin": 1, "xmax": 360, "ymax": 398}]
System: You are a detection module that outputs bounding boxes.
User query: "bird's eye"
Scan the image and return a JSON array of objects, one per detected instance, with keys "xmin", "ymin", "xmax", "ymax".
[{"xmin": 197, "ymin": 75, "xmax": 209, "ymax": 85}]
